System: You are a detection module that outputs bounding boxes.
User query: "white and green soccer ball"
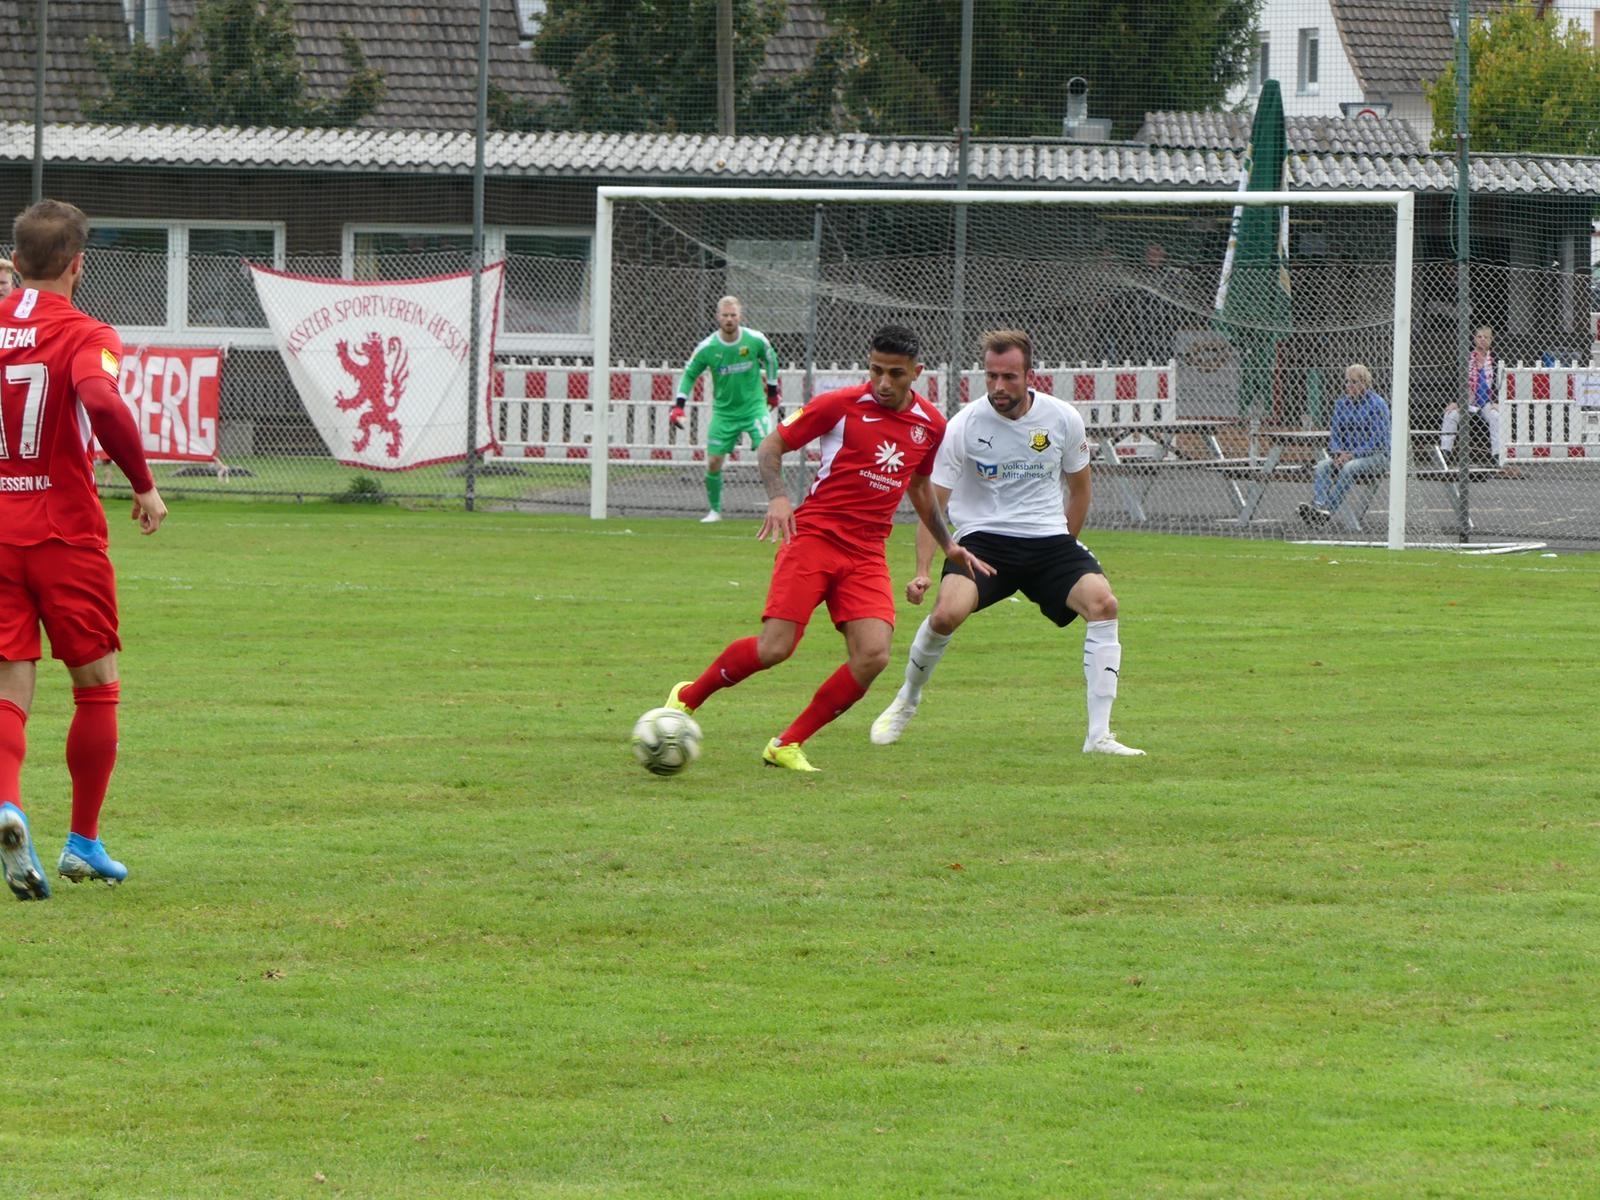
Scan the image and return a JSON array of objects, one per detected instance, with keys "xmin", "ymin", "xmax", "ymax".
[{"xmin": 631, "ymin": 707, "xmax": 702, "ymax": 776}]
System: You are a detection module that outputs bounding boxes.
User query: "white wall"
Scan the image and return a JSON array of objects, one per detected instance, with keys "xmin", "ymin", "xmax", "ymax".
[
  {"xmin": 1552, "ymin": 2, "xmax": 1600, "ymax": 36},
  {"xmin": 1227, "ymin": 0, "xmax": 1362, "ymax": 117},
  {"xmin": 1231, "ymin": 2, "xmax": 1600, "ymax": 142}
]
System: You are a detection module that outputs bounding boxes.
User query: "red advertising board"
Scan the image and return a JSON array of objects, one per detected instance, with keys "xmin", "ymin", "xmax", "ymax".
[{"xmin": 113, "ymin": 345, "xmax": 222, "ymax": 462}]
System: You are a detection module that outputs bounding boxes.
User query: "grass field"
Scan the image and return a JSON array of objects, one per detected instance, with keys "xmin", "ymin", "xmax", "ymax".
[{"xmin": 3, "ymin": 504, "xmax": 1597, "ymax": 1198}]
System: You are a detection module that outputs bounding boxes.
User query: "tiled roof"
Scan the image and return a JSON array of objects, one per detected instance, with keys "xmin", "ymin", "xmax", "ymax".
[
  {"xmin": 760, "ymin": 0, "xmax": 832, "ymax": 79},
  {"xmin": 1329, "ymin": 0, "xmax": 1500, "ymax": 97},
  {"xmin": 1139, "ymin": 111, "xmax": 1428, "ymax": 157},
  {"xmin": 0, "ymin": 1, "xmax": 123, "ymax": 123},
  {"xmin": 0, "ymin": 0, "xmax": 565, "ymax": 128},
  {"xmin": 6, "ymin": 120, "xmax": 1599, "ymax": 196},
  {"xmin": 0, "ymin": 1, "xmax": 830, "ymax": 131},
  {"xmin": 166, "ymin": 0, "xmax": 564, "ymax": 130}
]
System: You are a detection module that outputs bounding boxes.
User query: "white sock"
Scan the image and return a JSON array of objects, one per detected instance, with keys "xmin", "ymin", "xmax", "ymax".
[
  {"xmin": 1440, "ymin": 407, "xmax": 1459, "ymax": 452},
  {"xmin": 900, "ymin": 618, "xmax": 952, "ymax": 703},
  {"xmin": 1082, "ymin": 619, "xmax": 1121, "ymax": 743}
]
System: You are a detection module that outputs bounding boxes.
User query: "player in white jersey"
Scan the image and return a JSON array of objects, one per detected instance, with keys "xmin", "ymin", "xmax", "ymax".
[{"xmin": 870, "ymin": 329, "xmax": 1144, "ymax": 756}]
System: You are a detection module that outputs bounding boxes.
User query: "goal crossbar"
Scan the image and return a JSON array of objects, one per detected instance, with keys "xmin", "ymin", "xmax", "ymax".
[{"xmin": 590, "ymin": 185, "xmax": 1415, "ymax": 548}]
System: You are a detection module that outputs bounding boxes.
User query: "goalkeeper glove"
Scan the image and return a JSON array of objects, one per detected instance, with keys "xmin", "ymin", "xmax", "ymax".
[
  {"xmin": 669, "ymin": 405, "xmax": 687, "ymax": 430},
  {"xmin": 767, "ymin": 382, "xmax": 781, "ymax": 409}
]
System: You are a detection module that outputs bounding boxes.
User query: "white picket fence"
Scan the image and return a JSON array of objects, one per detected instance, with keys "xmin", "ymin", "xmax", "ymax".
[
  {"xmin": 487, "ymin": 360, "xmax": 1177, "ymax": 463},
  {"xmin": 1499, "ymin": 362, "xmax": 1600, "ymax": 462}
]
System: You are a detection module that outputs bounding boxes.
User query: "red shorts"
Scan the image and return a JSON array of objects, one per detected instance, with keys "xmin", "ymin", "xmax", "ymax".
[
  {"xmin": 764, "ymin": 532, "xmax": 895, "ymax": 630},
  {"xmin": 0, "ymin": 541, "xmax": 121, "ymax": 667}
]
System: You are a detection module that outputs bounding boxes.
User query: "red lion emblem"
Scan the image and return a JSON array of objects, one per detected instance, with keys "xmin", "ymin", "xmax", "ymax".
[{"xmin": 333, "ymin": 332, "xmax": 410, "ymax": 458}]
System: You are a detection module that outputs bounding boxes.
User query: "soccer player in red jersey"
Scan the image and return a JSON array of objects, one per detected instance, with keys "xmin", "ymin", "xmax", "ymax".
[
  {"xmin": 662, "ymin": 325, "xmax": 992, "ymax": 772},
  {"xmin": 0, "ymin": 199, "xmax": 168, "ymax": 900}
]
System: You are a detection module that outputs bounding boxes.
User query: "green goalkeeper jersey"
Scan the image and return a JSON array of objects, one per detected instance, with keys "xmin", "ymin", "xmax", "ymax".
[{"xmin": 675, "ymin": 327, "xmax": 779, "ymax": 422}]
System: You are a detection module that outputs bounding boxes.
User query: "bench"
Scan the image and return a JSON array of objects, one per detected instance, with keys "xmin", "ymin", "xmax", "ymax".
[
  {"xmin": 1198, "ymin": 430, "xmax": 1342, "ymax": 526},
  {"xmin": 940, "ymin": 361, "xmax": 1192, "ymax": 523},
  {"xmin": 1082, "ymin": 453, "xmax": 1253, "ymax": 524},
  {"xmin": 1413, "ymin": 467, "xmax": 1510, "ymax": 484}
]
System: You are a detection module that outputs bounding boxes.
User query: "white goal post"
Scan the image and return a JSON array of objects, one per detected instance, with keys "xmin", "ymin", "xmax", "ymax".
[{"xmin": 589, "ymin": 185, "xmax": 1415, "ymax": 548}]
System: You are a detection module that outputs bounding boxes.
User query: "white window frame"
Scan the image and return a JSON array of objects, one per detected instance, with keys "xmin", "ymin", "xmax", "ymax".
[
  {"xmin": 122, "ymin": 0, "xmax": 172, "ymax": 43},
  {"xmin": 1298, "ymin": 27, "xmax": 1319, "ymax": 96},
  {"xmin": 515, "ymin": 0, "xmax": 547, "ymax": 43},
  {"xmin": 342, "ymin": 223, "xmax": 594, "ymax": 354},
  {"xmin": 1249, "ymin": 36, "xmax": 1269, "ymax": 96},
  {"xmin": 90, "ymin": 218, "xmax": 286, "ymax": 347}
]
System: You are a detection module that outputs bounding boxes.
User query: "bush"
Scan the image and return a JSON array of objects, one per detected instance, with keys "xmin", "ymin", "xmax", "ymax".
[{"xmin": 333, "ymin": 475, "xmax": 387, "ymax": 504}]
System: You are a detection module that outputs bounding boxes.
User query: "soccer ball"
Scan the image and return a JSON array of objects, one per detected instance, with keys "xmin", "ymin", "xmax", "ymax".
[{"xmin": 631, "ymin": 707, "xmax": 702, "ymax": 776}]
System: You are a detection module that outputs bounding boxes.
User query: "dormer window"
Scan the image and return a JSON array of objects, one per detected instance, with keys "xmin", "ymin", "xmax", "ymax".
[
  {"xmin": 1298, "ymin": 27, "xmax": 1319, "ymax": 96},
  {"xmin": 516, "ymin": 0, "xmax": 546, "ymax": 42},
  {"xmin": 123, "ymin": 0, "xmax": 172, "ymax": 44},
  {"xmin": 1248, "ymin": 37, "xmax": 1269, "ymax": 95}
]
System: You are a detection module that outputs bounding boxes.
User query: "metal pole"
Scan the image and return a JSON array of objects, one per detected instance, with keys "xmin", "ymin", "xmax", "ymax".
[
  {"xmin": 31, "ymin": 0, "xmax": 46, "ymax": 202},
  {"xmin": 590, "ymin": 195, "xmax": 614, "ymax": 519},
  {"xmin": 804, "ymin": 204, "xmax": 822, "ymax": 403},
  {"xmin": 716, "ymin": 0, "xmax": 735, "ymax": 135},
  {"xmin": 1453, "ymin": 0, "xmax": 1472, "ymax": 541},
  {"xmin": 793, "ymin": 203, "xmax": 825, "ymax": 498},
  {"xmin": 946, "ymin": 0, "xmax": 974, "ymax": 413},
  {"xmin": 1387, "ymin": 194, "xmax": 1415, "ymax": 550},
  {"xmin": 464, "ymin": 0, "xmax": 490, "ymax": 511}
]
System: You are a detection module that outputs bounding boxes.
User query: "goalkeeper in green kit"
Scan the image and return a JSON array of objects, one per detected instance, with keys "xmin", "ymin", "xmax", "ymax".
[{"xmin": 671, "ymin": 295, "xmax": 782, "ymax": 523}]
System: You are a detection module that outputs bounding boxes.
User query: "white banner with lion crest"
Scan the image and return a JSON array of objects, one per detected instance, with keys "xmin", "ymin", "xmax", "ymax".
[{"xmin": 249, "ymin": 263, "xmax": 503, "ymax": 470}]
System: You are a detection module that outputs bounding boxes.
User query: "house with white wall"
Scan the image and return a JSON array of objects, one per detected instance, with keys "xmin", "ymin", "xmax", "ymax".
[{"xmin": 1233, "ymin": 1, "xmax": 1600, "ymax": 145}]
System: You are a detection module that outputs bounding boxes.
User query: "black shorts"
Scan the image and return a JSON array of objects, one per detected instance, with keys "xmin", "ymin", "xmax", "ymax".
[{"xmin": 940, "ymin": 531, "xmax": 1105, "ymax": 628}]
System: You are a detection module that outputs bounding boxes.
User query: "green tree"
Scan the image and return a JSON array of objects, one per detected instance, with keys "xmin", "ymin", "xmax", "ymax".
[
  {"xmin": 808, "ymin": 0, "xmax": 1259, "ymax": 138},
  {"xmin": 517, "ymin": 0, "xmax": 787, "ymax": 133},
  {"xmin": 88, "ymin": 0, "xmax": 383, "ymax": 128},
  {"xmin": 1428, "ymin": 1, "xmax": 1600, "ymax": 155}
]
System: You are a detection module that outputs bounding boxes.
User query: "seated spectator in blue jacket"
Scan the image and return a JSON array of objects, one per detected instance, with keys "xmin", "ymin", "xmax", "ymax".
[{"xmin": 1298, "ymin": 363, "xmax": 1390, "ymax": 525}]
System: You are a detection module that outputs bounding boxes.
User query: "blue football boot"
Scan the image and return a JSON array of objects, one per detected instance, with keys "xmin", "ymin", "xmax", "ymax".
[
  {"xmin": 0, "ymin": 802, "xmax": 51, "ymax": 901},
  {"xmin": 58, "ymin": 832, "xmax": 128, "ymax": 885}
]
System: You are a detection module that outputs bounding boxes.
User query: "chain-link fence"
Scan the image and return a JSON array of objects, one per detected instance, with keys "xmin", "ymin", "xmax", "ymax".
[
  {"xmin": 7, "ymin": 2, "xmax": 1600, "ymax": 544},
  {"xmin": 11, "ymin": 212, "xmax": 1596, "ymax": 547}
]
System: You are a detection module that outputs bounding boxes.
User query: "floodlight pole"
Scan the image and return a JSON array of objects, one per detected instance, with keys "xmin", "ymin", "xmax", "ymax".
[
  {"xmin": 1387, "ymin": 193, "xmax": 1415, "ymax": 550},
  {"xmin": 1453, "ymin": 0, "xmax": 1473, "ymax": 541},
  {"xmin": 946, "ymin": 0, "xmax": 974, "ymax": 414},
  {"xmin": 465, "ymin": 0, "xmax": 490, "ymax": 511},
  {"xmin": 31, "ymin": 0, "xmax": 45, "ymax": 202},
  {"xmin": 716, "ymin": 0, "xmax": 735, "ymax": 134},
  {"xmin": 804, "ymin": 204, "xmax": 822, "ymax": 403}
]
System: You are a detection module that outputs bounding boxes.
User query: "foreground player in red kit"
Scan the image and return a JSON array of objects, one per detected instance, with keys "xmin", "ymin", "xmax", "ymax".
[
  {"xmin": 662, "ymin": 325, "xmax": 991, "ymax": 772},
  {"xmin": 0, "ymin": 199, "xmax": 168, "ymax": 900}
]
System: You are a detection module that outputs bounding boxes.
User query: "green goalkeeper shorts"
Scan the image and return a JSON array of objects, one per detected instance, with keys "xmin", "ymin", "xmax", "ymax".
[{"xmin": 706, "ymin": 407, "xmax": 778, "ymax": 457}]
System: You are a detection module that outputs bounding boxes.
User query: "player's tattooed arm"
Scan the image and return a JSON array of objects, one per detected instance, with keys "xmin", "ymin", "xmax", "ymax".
[
  {"xmin": 908, "ymin": 476, "xmax": 991, "ymax": 578},
  {"xmin": 756, "ymin": 430, "xmax": 796, "ymax": 544}
]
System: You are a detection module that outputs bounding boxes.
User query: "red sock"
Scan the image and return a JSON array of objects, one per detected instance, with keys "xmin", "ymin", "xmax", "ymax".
[
  {"xmin": 0, "ymin": 698, "xmax": 26, "ymax": 808},
  {"xmin": 67, "ymin": 682, "xmax": 120, "ymax": 840},
  {"xmin": 682, "ymin": 637, "xmax": 766, "ymax": 710},
  {"xmin": 779, "ymin": 663, "xmax": 869, "ymax": 746}
]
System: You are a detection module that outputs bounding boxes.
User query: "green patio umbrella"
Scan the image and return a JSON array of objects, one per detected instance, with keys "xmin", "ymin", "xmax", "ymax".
[{"xmin": 1214, "ymin": 79, "xmax": 1292, "ymax": 421}]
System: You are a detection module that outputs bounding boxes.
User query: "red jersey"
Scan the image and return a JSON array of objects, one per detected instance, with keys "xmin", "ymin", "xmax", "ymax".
[
  {"xmin": 0, "ymin": 288, "xmax": 151, "ymax": 548},
  {"xmin": 776, "ymin": 382, "xmax": 946, "ymax": 547}
]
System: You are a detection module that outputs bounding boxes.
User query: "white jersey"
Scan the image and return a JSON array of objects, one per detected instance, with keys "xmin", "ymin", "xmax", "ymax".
[{"xmin": 930, "ymin": 390, "xmax": 1092, "ymax": 539}]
